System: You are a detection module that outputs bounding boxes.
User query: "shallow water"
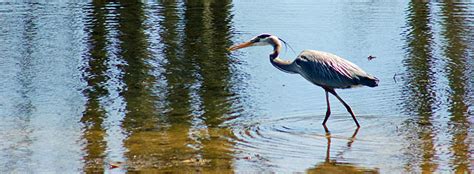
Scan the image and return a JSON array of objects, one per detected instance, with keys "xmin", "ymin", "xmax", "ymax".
[{"xmin": 0, "ymin": 0, "xmax": 473, "ymax": 173}]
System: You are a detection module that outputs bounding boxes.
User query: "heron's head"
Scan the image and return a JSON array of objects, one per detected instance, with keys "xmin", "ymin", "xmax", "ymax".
[{"xmin": 229, "ymin": 33, "xmax": 280, "ymax": 51}]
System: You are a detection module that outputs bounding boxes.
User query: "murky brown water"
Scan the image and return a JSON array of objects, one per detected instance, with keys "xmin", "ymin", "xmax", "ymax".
[{"xmin": 0, "ymin": 0, "xmax": 473, "ymax": 173}]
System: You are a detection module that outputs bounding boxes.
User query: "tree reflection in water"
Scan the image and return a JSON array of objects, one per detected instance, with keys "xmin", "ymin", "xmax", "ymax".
[{"xmin": 115, "ymin": 0, "xmax": 237, "ymax": 172}]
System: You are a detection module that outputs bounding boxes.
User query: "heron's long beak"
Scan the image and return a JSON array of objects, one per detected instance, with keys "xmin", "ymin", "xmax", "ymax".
[{"xmin": 228, "ymin": 42, "xmax": 253, "ymax": 51}]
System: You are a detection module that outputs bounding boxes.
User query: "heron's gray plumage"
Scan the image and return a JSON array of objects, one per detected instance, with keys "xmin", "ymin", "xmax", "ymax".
[
  {"xmin": 293, "ymin": 50, "xmax": 378, "ymax": 89},
  {"xmin": 229, "ymin": 33, "xmax": 379, "ymax": 127},
  {"xmin": 266, "ymin": 37, "xmax": 378, "ymax": 89}
]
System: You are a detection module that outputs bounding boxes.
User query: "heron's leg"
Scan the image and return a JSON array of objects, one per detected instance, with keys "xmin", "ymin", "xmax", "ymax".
[
  {"xmin": 328, "ymin": 90, "xmax": 360, "ymax": 127},
  {"xmin": 322, "ymin": 90, "xmax": 331, "ymax": 126}
]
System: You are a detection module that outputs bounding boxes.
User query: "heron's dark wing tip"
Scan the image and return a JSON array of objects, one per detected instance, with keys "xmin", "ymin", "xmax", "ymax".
[{"xmin": 359, "ymin": 76, "xmax": 379, "ymax": 87}]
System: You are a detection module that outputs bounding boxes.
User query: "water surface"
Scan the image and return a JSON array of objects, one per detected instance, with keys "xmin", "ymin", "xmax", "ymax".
[{"xmin": 0, "ymin": 0, "xmax": 473, "ymax": 173}]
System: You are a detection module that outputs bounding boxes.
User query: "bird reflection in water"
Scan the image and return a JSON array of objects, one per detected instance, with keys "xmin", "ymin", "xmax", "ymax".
[{"xmin": 307, "ymin": 127, "xmax": 379, "ymax": 174}]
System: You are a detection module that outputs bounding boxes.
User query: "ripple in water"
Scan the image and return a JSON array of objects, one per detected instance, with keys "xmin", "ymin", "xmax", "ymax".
[{"xmin": 231, "ymin": 114, "xmax": 391, "ymax": 172}]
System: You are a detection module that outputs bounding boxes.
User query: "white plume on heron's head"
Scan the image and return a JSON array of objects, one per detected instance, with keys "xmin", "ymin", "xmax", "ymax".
[
  {"xmin": 250, "ymin": 33, "xmax": 280, "ymax": 46},
  {"xmin": 228, "ymin": 33, "xmax": 290, "ymax": 52}
]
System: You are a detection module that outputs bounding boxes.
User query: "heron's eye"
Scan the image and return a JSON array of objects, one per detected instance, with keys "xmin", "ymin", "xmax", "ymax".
[{"xmin": 251, "ymin": 38, "xmax": 260, "ymax": 43}]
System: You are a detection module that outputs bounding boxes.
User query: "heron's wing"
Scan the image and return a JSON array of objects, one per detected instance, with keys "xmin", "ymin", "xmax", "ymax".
[{"xmin": 294, "ymin": 50, "xmax": 373, "ymax": 88}]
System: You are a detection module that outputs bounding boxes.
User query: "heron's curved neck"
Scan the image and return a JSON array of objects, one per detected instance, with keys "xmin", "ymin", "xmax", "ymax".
[{"xmin": 269, "ymin": 39, "xmax": 298, "ymax": 74}]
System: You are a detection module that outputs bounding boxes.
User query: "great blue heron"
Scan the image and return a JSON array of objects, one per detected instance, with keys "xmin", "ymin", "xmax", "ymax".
[{"xmin": 229, "ymin": 33, "xmax": 379, "ymax": 127}]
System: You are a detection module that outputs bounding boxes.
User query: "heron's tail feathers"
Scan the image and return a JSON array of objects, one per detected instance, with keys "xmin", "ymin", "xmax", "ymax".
[{"xmin": 358, "ymin": 76, "xmax": 379, "ymax": 87}]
